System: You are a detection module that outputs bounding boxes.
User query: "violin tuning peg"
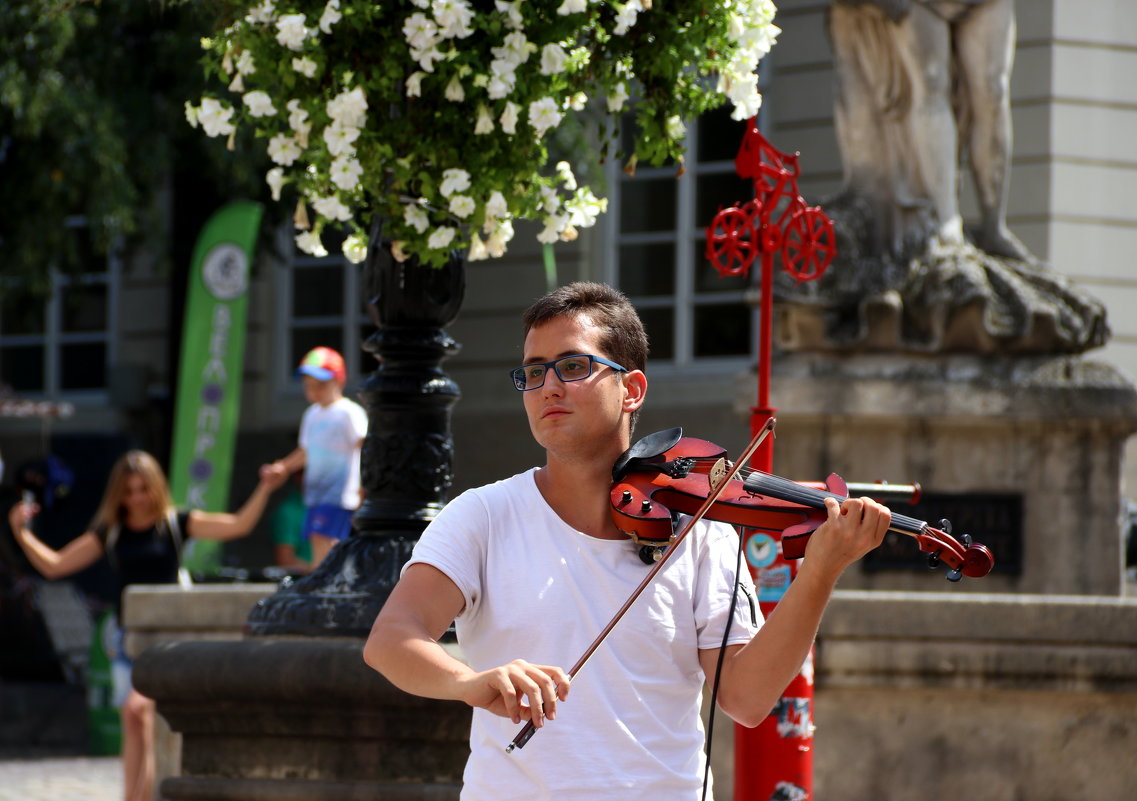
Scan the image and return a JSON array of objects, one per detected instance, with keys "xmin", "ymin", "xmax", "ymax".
[
  {"xmin": 961, "ymin": 532, "xmax": 973, "ymax": 547},
  {"xmin": 926, "ymin": 552, "xmax": 941, "ymax": 570},
  {"xmin": 945, "ymin": 568, "xmax": 963, "ymax": 582},
  {"xmin": 938, "ymin": 518, "xmax": 953, "ymax": 535}
]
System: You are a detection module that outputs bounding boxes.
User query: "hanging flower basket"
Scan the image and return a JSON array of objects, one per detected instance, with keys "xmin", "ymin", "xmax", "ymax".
[{"xmin": 187, "ymin": 0, "xmax": 780, "ymax": 267}]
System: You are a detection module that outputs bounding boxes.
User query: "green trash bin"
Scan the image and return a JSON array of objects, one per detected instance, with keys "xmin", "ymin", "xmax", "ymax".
[{"xmin": 87, "ymin": 608, "xmax": 122, "ymax": 755}]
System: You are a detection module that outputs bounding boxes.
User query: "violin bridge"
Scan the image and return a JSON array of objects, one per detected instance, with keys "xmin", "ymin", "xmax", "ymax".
[{"xmin": 708, "ymin": 457, "xmax": 729, "ymax": 494}]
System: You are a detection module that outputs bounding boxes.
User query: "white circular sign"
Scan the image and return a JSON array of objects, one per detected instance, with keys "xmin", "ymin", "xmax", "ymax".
[{"xmin": 201, "ymin": 243, "xmax": 248, "ymax": 300}]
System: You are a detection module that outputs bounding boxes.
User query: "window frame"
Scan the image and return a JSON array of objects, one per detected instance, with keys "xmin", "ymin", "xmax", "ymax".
[
  {"xmin": 602, "ymin": 111, "xmax": 759, "ymax": 374},
  {"xmin": 272, "ymin": 239, "xmax": 372, "ymax": 401},
  {"xmin": 0, "ymin": 216, "xmax": 119, "ymax": 401}
]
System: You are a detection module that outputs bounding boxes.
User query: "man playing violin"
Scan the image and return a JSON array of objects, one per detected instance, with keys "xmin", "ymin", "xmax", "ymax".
[{"xmin": 364, "ymin": 281, "xmax": 891, "ymax": 800}]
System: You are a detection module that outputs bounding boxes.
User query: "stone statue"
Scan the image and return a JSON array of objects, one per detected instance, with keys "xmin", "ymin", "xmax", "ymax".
[
  {"xmin": 775, "ymin": 0, "xmax": 1109, "ymax": 355},
  {"xmin": 829, "ymin": 0, "xmax": 1026, "ymax": 260}
]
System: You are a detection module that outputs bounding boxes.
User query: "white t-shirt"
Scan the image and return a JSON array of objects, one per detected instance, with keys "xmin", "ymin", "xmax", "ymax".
[
  {"xmin": 405, "ymin": 468, "xmax": 763, "ymax": 801},
  {"xmin": 298, "ymin": 397, "xmax": 368, "ymax": 509}
]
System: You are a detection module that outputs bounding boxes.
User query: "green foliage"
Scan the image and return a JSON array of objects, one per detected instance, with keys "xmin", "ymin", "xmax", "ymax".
[
  {"xmin": 0, "ymin": 0, "xmax": 270, "ymax": 296},
  {"xmin": 190, "ymin": 0, "xmax": 779, "ymax": 268}
]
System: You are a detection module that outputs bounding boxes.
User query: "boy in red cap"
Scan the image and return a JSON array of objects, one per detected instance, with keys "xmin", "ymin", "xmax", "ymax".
[{"xmin": 262, "ymin": 346, "xmax": 368, "ymax": 567}]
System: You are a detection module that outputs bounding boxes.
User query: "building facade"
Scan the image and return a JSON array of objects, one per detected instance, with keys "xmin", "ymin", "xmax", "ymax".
[{"xmin": 2, "ymin": 0, "xmax": 1135, "ymax": 574}]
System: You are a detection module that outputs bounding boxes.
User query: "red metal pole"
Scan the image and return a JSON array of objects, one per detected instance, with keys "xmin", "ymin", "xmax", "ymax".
[
  {"xmin": 732, "ymin": 251, "xmax": 814, "ymax": 801},
  {"xmin": 704, "ymin": 123, "xmax": 833, "ymax": 801}
]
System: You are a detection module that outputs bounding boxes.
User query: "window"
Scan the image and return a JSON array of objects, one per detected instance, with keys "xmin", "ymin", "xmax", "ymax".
[
  {"xmin": 0, "ymin": 220, "xmax": 115, "ymax": 397},
  {"xmin": 604, "ymin": 105, "xmax": 758, "ymax": 366},
  {"xmin": 275, "ymin": 231, "xmax": 372, "ymax": 394}
]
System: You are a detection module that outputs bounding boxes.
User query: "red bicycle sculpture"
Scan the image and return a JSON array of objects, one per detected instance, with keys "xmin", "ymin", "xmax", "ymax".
[{"xmin": 705, "ymin": 119, "xmax": 835, "ymax": 282}]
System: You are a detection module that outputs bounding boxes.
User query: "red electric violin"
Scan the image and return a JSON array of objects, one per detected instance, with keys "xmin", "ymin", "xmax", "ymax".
[
  {"xmin": 506, "ymin": 420, "xmax": 993, "ymax": 754},
  {"xmin": 610, "ymin": 425, "xmax": 994, "ymax": 581}
]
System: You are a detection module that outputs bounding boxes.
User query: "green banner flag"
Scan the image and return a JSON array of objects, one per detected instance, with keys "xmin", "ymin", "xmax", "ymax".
[{"xmin": 168, "ymin": 201, "xmax": 263, "ymax": 575}]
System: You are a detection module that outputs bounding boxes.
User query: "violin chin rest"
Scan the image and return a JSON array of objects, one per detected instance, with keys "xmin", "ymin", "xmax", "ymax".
[{"xmin": 612, "ymin": 427, "xmax": 684, "ymax": 479}]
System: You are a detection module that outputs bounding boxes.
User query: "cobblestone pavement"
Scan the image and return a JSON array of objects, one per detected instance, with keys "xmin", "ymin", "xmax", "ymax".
[{"xmin": 0, "ymin": 756, "xmax": 121, "ymax": 801}]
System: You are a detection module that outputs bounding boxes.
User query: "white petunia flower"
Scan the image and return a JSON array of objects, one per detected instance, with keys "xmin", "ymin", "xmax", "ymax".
[
  {"xmin": 404, "ymin": 203, "xmax": 430, "ymax": 234},
  {"xmin": 539, "ymin": 185, "xmax": 559, "ymax": 214},
  {"xmin": 323, "ymin": 121, "xmax": 361, "ymax": 156},
  {"xmin": 607, "ymin": 82, "xmax": 629, "ymax": 113},
  {"xmin": 198, "ymin": 98, "xmax": 236, "ymax": 137},
  {"xmin": 276, "ymin": 14, "xmax": 311, "ymax": 51},
  {"xmin": 266, "ymin": 168, "xmax": 285, "ymax": 201},
  {"xmin": 449, "ymin": 195, "xmax": 476, "ymax": 218},
  {"xmin": 666, "ymin": 115, "xmax": 686, "ymax": 140},
  {"xmin": 485, "ymin": 219, "xmax": 514, "ymax": 256},
  {"xmin": 235, "ymin": 51, "xmax": 256, "ymax": 76},
  {"xmin": 246, "ymin": 0, "xmax": 276, "ymax": 24},
  {"xmin": 330, "ymin": 155, "xmax": 363, "ymax": 191},
  {"xmin": 539, "ymin": 44, "xmax": 568, "ymax": 76},
  {"xmin": 493, "ymin": 32, "xmax": 535, "ymax": 65},
  {"xmin": 406, "ymin": 71, "xmax": 426, "ymax": 97},
  {"xmin": 327, "ymin": 87, "xmax": 367, "ymax": 128},
  {"xmin": 403, "ymin": 13, "xmax": 439, "ymax": 51},
  {"xmin": 267, "ymin": 134, "xmax": 303, "ymax": 165},
  {"xmin": 537, "ymin": 214, "xmax": 567, "ymax": 244},
  {"xmin": 557, "ymin": 0, "xmax": 587, "ymax": 14},
  {"xmin": 613, "ymin": 0, "xmax": 643, "ymax": 36},
  {"xmin": 486, "ymin": 72, "xmax": 516, "ymax": 100},
  {"xmin": 184, "ymin": 101, "xmax": 199, "ymax": 128},
  {"xmin": 527, "ymin": 97, "xmax": 564, "ymax": 137},
  {"xmin": 494, "ymin": 0, "xmax": 524, "ymax": 29},
  {"xmin": 500, "ymin": 101, "xmax": 519, "ymax": 134},
  {"xmin": 312, "ymin": 195, "xmax": 353, "ymax": 222},
  {"xmin": 292, "ymin": 56, "xmax": 318, "ymax": 77},
  {"xmin": 565, "ymin": 187, "xmax": 608, "ymax": 228},
  {"xmin": 286, "ymin": 99, "xmax": 308, "ymax": 130},
  {"xmin": 444, "ymin": 75, "xmax": 465, "ymax": 102},
  {"xmin": 467, "ymin": 232, "xmax": 489, "ymax": 261},
  {"xmin": 295, "ymin": 231, "xmax": 328, "ymax": 257},
  {"xmin": 474, "ymin": 104, "xmax": 494, "ymax": 134},
  {"xmin": 556, "ymin": 161, "xmax": 577, "ymax": 191},
  {"xmin": 484, "ymin": 190, "xmax": 508, "ymax": 223},
  {"xmin": 439, "ymin": 168, "xmax": 471, "ymax": 197},
  {"xmin": 428, "ymin": 226, "xmax": 456, "ymax": 249},
  {"xmin": 433, "ymin": 0, "xmax": 475, "ymax": 39},
  {"xmin": 412, "ymin": 45, "xmax": 445, "ymax": 73},
  {"xmin": 319, "ymin": 0, "xmax": 342, "ymax": 34},
  {"xmin": 243, "ymin": 90, "xmax": 276, "ymax": 117},
  {"xmin": 286, "ymin": 99, "xmax": 311, "ymax": 145},
  {"xmin": 343, "ymin": 232, "xmax": 368, "ymax": 264}
]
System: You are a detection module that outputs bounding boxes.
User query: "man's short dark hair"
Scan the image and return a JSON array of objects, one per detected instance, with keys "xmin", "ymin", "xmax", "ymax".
[
  {"xmin": 522, "ymin": 282, "xmax": 649, "ymax": 430},
  {"xmin": 522, "ymin": 282, "xmax": 649, "ymax": 372}
]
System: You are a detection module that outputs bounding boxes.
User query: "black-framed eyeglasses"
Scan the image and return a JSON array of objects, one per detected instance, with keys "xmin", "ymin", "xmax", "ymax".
[{"xmin": 510, "ymin": 354, "xmax": 628, "ymax": 392}]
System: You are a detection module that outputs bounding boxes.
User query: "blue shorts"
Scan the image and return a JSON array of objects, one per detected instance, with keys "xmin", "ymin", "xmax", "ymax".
[{"xmin": 303, "ymin": 504, "xmax": 354, "ymax": 542}]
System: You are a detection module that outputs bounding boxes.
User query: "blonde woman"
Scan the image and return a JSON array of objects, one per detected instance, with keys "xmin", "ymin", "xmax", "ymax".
[{"xmin": 8, "ymin": 450, "xmax": 285, "ymax": 801}]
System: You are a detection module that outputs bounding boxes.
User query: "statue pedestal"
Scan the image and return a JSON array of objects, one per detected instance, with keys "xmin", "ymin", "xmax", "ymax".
[{"xmin": 746, "ymin": 352, "xmax": 1137, "ymax": 594}]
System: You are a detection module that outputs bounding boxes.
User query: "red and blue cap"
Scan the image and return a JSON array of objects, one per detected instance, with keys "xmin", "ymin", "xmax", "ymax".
[{"xmin": 297, "ymin": 346, "xmax": 346, "ymax": 385}]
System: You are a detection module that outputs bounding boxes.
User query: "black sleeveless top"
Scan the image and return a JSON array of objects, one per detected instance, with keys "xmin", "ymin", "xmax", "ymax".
[{"xmin": 95, "ymin": 510, "xmax": 191, "ymax": 614}]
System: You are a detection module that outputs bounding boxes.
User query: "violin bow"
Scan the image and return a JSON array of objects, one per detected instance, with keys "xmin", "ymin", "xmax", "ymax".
[{"xmin": 505, "ymin": 417, "xmax": 777, "ymax": 753}]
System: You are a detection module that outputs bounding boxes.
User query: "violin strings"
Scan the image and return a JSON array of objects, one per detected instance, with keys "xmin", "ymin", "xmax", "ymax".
[{"xmin": 679, "ymin": 457, "xmax": 927, "ymax": 535}]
